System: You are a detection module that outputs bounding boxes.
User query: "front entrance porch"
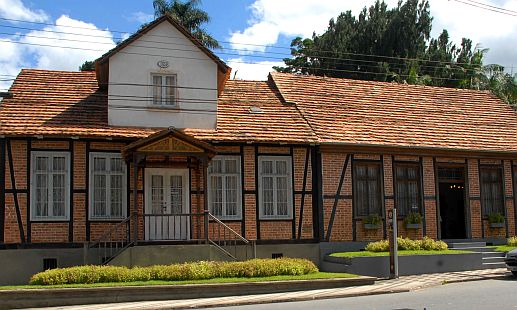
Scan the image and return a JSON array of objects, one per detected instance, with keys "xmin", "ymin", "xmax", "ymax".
[
  {"xmin": 86, "ymin": 128, "xmax": 251, "ymax": 264},
  {"xmin": 144, "ymin": 168, "xmax": 190, "ymax": 241}
]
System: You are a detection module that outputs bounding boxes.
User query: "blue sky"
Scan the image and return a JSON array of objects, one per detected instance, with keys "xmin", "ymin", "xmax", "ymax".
[{"xmin": 1, "ymin": 0, "xmax": 516, "ymax": 90}]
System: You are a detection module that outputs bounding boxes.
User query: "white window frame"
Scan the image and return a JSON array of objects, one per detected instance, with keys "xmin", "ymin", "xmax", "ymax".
[
  {"xmin": 30, "ymin": 151, "xmax": 71, "ymax": 221},
  {"xmin": 258, "ymin": 156, "xmax": 293, "ymax": 220},
  {"xmin": 150, "ymin": 73, "xmax": 178, "ymax": 107},
  {"xmin": 207, "ymin": 156, "xmax": 242, "ymax": 220},
  {"xmin": 88, "ymin": 152, "xmax": 127, "ymax": 220}
]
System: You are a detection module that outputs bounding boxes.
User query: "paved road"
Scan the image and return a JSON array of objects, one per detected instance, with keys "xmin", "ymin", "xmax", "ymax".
[{"xmin": 214, "ymin": 278, "xmax": 517, "ymax": 310}]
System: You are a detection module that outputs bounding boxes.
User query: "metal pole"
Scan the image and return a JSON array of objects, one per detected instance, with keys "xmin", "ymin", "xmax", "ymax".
[
  {"xmin": 393, "ymin": 208, "xmax": 399, "ymax": 278},
  {"xmin": 388, "ymin": 208, "xmax": 399, "ymax": 279}
]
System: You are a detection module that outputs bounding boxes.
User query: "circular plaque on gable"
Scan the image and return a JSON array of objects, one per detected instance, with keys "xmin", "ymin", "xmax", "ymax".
[{"xmin": 157, "ymin": 60, "xmax": 169, "ymax": 68}]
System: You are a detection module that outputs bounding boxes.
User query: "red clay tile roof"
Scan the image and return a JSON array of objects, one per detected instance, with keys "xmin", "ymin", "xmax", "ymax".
[
  {"xmin": 0, "ymin": 69, "xmax": 316, "ymax": 144},
  {"xmin": 3, "ymin": 69, "xmax": 517, "ymax": 153},
  {"xmin": 184, "ymin": 79, "xmax": 317, "ymax": 143},
  {"xmin": 0, "ymin": 69, "xmax": 155, "ymax": 139},
  {"xmin": 271, "ymin": 72, "xmax": 517, "ymax": 153}
]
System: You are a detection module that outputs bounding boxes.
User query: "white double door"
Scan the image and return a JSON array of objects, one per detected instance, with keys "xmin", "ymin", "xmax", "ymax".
[{"xmin": 145, "ymin": 168, "xmax": 190, "ymax": 240}]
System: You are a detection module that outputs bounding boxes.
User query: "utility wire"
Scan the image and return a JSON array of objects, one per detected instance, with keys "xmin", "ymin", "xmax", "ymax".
[
  {"xmin": 463, "ymin": 0, "xmax": 517, "ymax": 14},
  {"xmin": 450, "ymin": 0, "xmax": 517, "ymax": 16},
  {"xmin": 0, "ymin": 39, "xmax": 490, "ymax": 82},
  {"xmin": 0, "ymin": 17, "xmax": 509, "ymax": 68},
  {"xmin": 0, "ymin": 28, "xmax": 492, "ymax": 74}
]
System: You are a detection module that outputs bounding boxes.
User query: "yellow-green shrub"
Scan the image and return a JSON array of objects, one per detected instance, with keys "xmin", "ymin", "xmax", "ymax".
[
  {"xmin": 508, "ymin": 236, "xmax": 517, "ymax": 247},
  {"xmin": 364, "ymin": 237, "xmax": 448, "ymax": 252},
  {"xmin": 365, "ymin": 239, "xmax": 389, "ymax": 252},
  {"xmin": 29, "ymin": 258, "xmax": 318, "ymax": 285}
]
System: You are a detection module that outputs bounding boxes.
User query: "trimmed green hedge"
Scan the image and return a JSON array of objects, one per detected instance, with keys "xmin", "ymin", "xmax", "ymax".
[
  {"xmin": 30, "ymin": 258, "xmax": 318, "ymax": 285},
  {"xmin": 365, "ymin": 237, "xmax": 448, "ymax": 252}
]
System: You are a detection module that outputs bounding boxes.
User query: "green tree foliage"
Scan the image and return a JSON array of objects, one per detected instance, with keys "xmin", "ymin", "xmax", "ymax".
[
  {"xmin": 79, "ymin": 60, "xmax": 95, "ymax": 71},
  {"xmin": 274, "ymin": 0, "xmax": 516, "ymax": 106},
  {"xmin": 153, "ymin": 0, "xmax": 220, "ymax": 49}
]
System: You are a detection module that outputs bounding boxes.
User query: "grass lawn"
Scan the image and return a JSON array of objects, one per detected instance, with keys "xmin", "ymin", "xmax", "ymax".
[
  {"xmin": 0, "ymin": 272, "xmax": 357, "ymax": 290},
  {"xmin": 492, "ymin": 245, "xmax": 517, "ymax": 253},
  {"xmin": 330, "ymin": 249, "xmax": 471, "ymax": 258}
]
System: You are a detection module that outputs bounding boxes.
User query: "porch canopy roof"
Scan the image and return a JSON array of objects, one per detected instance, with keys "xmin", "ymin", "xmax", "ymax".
[{"xmin": 121, "ymin": 127, "xmax": 217, "ymax": 162}]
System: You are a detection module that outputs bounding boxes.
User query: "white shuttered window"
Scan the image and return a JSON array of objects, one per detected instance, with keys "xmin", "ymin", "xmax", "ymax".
[
  {"xmin": 208, "ymin": 156, "xmax": 242, "ymax": 220},
  {"xmin": 31, "ymin": 152, "xmax": 70, "ymax": 220},
  {"xmin": 151, "ymin": 74, "xmax": 177, "ymax": 106},
  {"xmin": 89, "ymin": 153, "xmax": 127, "ymax": 220},
  {"xmin": 258, "ymin": 156, "xmax": 293, "ymax": 219}
]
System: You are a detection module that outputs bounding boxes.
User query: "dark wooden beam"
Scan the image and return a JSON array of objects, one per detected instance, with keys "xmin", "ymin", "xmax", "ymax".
[
  {"xmin": 240, "ymin": 145, "xmax": 246, "ymax": 238},
  {"xmin": 297, "ymin": 148, "xmax": 310, "ymax": 239},
  {"xmin": 326, "ymin": 154, "xmax": 351, "ymax": 241},
  {"xmin": 6, "ymin": 139, "xmax": 25, "ymax": 243},
  {"xmin": 0, "ymin": 139, "xmax": 5, "ymax": 243},
  {"xmin": 312, "ymin": 146, "xmax": 323, "ymax": 241}
]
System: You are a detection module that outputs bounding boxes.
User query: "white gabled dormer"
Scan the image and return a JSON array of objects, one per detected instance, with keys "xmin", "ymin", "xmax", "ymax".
[{"xmin": 95, "ymin": 15, "xmax": 230, "ymax": 129}]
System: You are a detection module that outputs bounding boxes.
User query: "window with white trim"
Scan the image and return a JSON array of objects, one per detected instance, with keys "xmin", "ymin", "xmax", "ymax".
[
  {"xmin": 151, "ymin": 74, "xmax": 177, "ymax": 106},
  {"xmin": 89, "ymin": 153, "xmax": 127, "ymax": 220},
  {"xmin": 31, "ymin": 152, "xmax": 70, "ymax": 220},
  {"xmin": 258, "ymin": 156, "xmax": 293, "ymax": 219},
  {"xmin": 207, "ymin": 156, "xmax": 242, "ymax": 219}
]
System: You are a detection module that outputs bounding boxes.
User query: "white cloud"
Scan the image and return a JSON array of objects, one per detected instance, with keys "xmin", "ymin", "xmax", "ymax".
[
  {"xmin": 20, "ymin": 15, "xmax": 116, "ymax": 70},
  {"xmin": 227, "ymin": 58, "xmax": 284, "ymax": 80},
  {"xmin": 0, "ymin": 14, "xmax": 116, "ymax": 90},
  {"xmin": 229, "ymin": 0, "xmax": 517, "ymax": 76},
  {"xmin": 229, "ymin": 0, "xmax": 399, "ymax": 53},
  {"xmin": 430, "ymin": 0, "xmax": 517, "ymax": 68},
  {"xmin": 0, "ymin": 38, "xmax": 26, "ymax": 91},
  {"xmin": 0, "ymin": 0, "xmax": 48, "ymax": 22},
  {"xmin": 129, "ymin": 11, "xmax": 154, "ymax": 24}
]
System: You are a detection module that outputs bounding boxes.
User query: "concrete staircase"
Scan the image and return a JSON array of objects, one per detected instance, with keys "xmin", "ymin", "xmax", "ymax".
[{"xmin": 448, "ymin": 241, "xmax": 506, "ymax": 269}]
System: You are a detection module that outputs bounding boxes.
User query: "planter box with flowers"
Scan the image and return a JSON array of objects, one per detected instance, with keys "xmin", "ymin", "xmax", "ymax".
[
  {"xmin": 363, "ymin": 213, "xmax": 382, "ymax": 230},
  {"xmin": 404, "ymin": 212, "xmax": 422, "ymax": 229},
  {"xmin": 488, "ymin": 212, "xmax": 505, "ymax": 229}
]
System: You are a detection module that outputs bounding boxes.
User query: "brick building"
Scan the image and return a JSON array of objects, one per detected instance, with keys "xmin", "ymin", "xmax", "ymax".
[{"xmin": 1, "ymin": 15, "xmax": 516, "ymax": 284}]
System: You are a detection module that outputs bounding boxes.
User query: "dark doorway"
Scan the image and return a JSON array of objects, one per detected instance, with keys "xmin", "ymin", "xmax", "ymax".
[{"xmin": 438, "ymin": 167, "xmax": 466, "ymax": 239}]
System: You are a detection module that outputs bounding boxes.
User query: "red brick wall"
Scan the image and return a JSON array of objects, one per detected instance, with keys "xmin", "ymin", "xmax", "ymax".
[
  {"xmin": 3, "ymin": 137, "xmax": 516, "ymax": 245},
  {"xmin": 320, "ymin": 152, "xmax": 516, "ymax": 242}
]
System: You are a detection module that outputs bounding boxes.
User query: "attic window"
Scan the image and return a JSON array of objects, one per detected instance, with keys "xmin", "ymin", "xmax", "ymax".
[
  {"xmin": 152, "ymin": 74, "xmax": 177, "ymax": 106},
  {"xmin": 249, "ymin": 106, "xmax": 263, "ymax": 114}
]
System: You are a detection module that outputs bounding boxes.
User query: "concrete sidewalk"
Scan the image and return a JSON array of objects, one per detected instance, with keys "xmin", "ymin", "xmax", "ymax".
[{"xmin": 37, "ymin": 268, "xmax": 510, "ymax": 310}]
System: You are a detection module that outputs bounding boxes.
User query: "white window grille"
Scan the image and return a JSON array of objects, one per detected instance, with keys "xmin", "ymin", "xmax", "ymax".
[
  {"xmin": 31, "ymin": 152, "xmax": 70, "ymax": 220},
  {"xmin": 151, "ymin": 74, "xmax": 177, "ymax": 106},
  {"xmin": 258, "ymin": 156, "xmax": 293, "ymax": 219},
  {"xmin": 89, "ymin": 153, "xmax": 127, "ymax": 220},
  {"xmin": 207, "ymin": 156, "xmax": 242, "ymax": 220}
]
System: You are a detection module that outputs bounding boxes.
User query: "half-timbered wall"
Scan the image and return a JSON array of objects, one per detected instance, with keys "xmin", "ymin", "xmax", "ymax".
[
  {"xmin": 322, "ymin": 152, "xmax": 516, "ymax": 242},
  {"xmin": 0, "ymin": 139, "xmax": 315, "ymax": 245}
]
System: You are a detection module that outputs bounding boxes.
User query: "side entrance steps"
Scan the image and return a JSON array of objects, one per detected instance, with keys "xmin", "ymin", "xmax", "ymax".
[{"xmin": 448, "ymin": 241, "xmax": 506, "ymax": 269}]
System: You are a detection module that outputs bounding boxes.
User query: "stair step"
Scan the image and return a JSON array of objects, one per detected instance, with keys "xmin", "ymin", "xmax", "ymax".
[
  {"xmin": 448, "ymin": 242, "xmax": 486, "ymax": 248},
  {"xmin": 482, "ymin": 252, "xmax": 506, "ymax": 258},
  {"xmin": 482, "ymin": 261, "xmax": 507, "ymax": 265},
  {"xmin": 450, "ymin": 246, "xmax": 494, "ymax": 252}
]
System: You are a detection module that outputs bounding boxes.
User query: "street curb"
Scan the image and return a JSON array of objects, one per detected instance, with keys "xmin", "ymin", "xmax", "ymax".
[
  {"xmin": 443, "ymin": 273, "xmax": 511, "ymax": 285},
  {"xmin": 163, "ymin": 288, "xmax": 412, "ymax": 310},
  {"xmin": 0, "ymin": 276, "xmax": 376, "ymax": 309}
]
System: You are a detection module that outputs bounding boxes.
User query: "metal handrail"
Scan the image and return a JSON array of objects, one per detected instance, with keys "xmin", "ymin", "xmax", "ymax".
[
  {"xmin": 88, "ymin": 215, "xmax": 133, "ymax": 249},
  {"xmin": 208, "ymin": 213, "xmax": 249, "ymax": 244},
  {"xmin": 206, "ymin": 211, "xmax": 254, "ymax": 261},
  {"xmin": 86, "ymin": 214, "xmax": 134, "ymax": 265}
]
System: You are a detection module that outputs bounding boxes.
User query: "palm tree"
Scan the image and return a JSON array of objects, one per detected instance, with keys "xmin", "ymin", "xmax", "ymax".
[{"xmin": 153, "ymin": 0, "xmax": 220, "ymax": 49}]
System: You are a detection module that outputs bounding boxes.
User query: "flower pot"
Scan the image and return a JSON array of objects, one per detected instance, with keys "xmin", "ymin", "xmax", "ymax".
[
  {"xmin": 490, "ymin": 222, "xmax": 505, "ymax": 228},
  {"xmin": 406, "ymin": 223, "xmax": 421, "ymax": 229},
  {"xmin": 364, "ymin": 223, "xmax": 379, "ymax": 230}
]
